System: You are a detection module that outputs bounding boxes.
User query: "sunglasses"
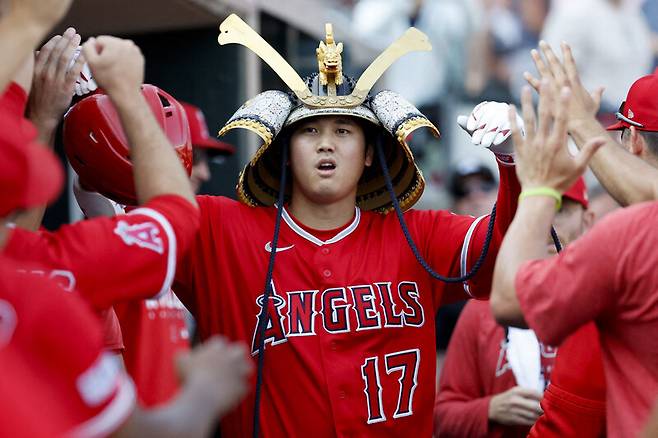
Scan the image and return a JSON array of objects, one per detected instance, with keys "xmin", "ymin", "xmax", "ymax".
[{"xmin": 615, "ymin": 101, "xmax": 644, "ymax": 128}]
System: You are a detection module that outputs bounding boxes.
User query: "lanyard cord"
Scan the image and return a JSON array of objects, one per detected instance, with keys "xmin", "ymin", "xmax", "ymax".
[{"xmin": 252, "ymin": 142, "xmax": 289, "ymax": 438}]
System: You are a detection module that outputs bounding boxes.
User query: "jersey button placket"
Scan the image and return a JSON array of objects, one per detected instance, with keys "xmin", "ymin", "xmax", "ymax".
[{"xmin": 323, "ymin": 269, "xmax": 332, "ymax": 278}]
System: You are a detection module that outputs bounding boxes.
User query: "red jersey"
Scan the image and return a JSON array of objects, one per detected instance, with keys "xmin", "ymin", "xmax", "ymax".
[
  {"xmin": 3, "ymin": 195, "xmax": 199, "ymax": 311},
  {"xmin": 0, "ymin": 256, "xmax": 135, "ymax": 437},
  {"xmin": 529, "ymin": 323, "xmax": 606, "ymax": 438},
  {"xmin": 100, "ymin": 307, "xmax": 125, "ymax": 352},
  {"xmin": 516, "ymin": 201, "xmax": 658, "ymax": 437},
  {"xmin": 114, "ymin": 289, "xmax": 191, "ymax": 407},
  {"xmin": 174, "ymin": 164, "xmax": 519, "ymax": 437},
  {"xmin": 435, "ymin": 299, "xmax": 553, "ymax": 438}
]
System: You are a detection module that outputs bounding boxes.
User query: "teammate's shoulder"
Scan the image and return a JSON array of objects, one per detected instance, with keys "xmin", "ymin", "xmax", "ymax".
[
  {"xmin": 196, "ymin": 194, "xmax": 239, "ymax": 214},
  {"xmin": 195, "ymin": 195, "xmax": 274, "ymax": 221},
  {"xmin": 595, "ymin": 200, "xmax": 658, "ymax": 234}
]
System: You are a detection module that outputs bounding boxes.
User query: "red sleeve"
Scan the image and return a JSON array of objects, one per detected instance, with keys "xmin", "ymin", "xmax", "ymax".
[
  {"xmin": 434, "ymin": 301, "xmax": 492, "ymax": 437},
  {"xmin": 530, "ymin": 384, "xmax": 606, "ymax": 438},
  {"xmin": 460, "ymin": 162, "xmax": 520, "ymax": 299},
  {"xmin": 173, "ymin": 195, "xmax": 215, "ymax": 316},
  {"xmin": 514, "ymin": 208, "xmax": 627, "ymax": 346},
  {"xmin": 100, "ymin": 307, "xmax": 125, "ymax": 353},
  {"xmin": 529, "ymin": 324, "xmax": 606, "ymax": 438},
  {"xmin": 5, "ymin": 194, "xmax": 200, "ymax": 310}
]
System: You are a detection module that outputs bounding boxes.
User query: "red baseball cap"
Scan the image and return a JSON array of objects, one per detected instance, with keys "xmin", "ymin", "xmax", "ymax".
[
  {"xmin": 562, "ymin": 177, "xmax": 588, "ymax": 209},
  {"xmin": 0, "ymin": 84, "xmax": 64, "ymax": 217},
  {"xmin": 180, "ymin": 102, "xmax": 234, "ymax": 155},
  {"xmin": 607, "ymin": 68, "xmax": 658, "ymax": 131}
]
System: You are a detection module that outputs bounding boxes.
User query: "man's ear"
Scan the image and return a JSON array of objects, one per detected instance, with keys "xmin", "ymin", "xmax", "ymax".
[
  {"xmin": 364, "ymin": 144, "xmax": 374, "ymax": 167},
  {"xmin": 582, "ymin": 209, "xmax": 595, "ymax": 232},
  {"xmin": 629, "ymin": 126, "xmax": 645, "ymax": 156}
]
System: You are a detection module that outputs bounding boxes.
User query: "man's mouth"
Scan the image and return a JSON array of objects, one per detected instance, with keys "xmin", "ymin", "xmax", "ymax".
[{"xmin": 316, "ymin": 159, "xmax": 336, "ymax": 175}]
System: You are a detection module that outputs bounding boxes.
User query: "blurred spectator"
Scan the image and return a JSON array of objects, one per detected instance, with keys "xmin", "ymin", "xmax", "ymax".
[
  {"xmin": 352, "ymin": 0, "xmax": 481, "ymax": 108},
  {"xmin": 449, "ymin": 159, "xmax": 498, "ymax": 217},
  {"xmin": 181, "ymin": 102, "xmax": 235, "ymax": 194},
  {"xmin": 642, "ymin": 0, "xmax": 658, "ymax": 68},
  {"xmin": 464, "ymin": 0, "xmax": 549, "ymax": 103},
  {"xmin": 541, "ymin": 0, "xmax": 653, "ymax": 112}
]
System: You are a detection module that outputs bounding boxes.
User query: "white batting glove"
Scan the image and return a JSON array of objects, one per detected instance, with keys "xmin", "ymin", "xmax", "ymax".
[
  {"xmin": 69, "ymin": 48, "xmax": 98, "ymax": 97},
  {"xmin": 457, "ymin": 101, "xmax": 524, "ymax": 166},
  {"xmin": 73, "ymin": 175, "xmax": 125, "ymax": 218}
]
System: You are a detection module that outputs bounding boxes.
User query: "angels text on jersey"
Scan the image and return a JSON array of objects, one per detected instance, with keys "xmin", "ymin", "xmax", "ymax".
[{"xmin": 251, "ymin": 279, "xmax": 425, "ymax": 355}]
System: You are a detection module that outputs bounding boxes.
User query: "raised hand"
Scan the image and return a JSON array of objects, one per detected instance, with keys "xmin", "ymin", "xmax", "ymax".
[
  {"xmin": 457, "ymin": 101, "xmax": 524, "ymax": 165},
  {"xmin": 81, "ymin": 36, "xmax": 144, "ymax": 100},
  {"xmin": 510, "ymin": 83, "xmax": 605, "ymax": 193},
  {"xmin": 29, "ymin": 27, "xmax": 84, "ymax": 135},
  {"xmin": 524, "ymin": 41, "xmax": 604, "ymax": 132},
  {"xmin": 177, "ymin": 336, "xmax": 253, "ymax": 418}
]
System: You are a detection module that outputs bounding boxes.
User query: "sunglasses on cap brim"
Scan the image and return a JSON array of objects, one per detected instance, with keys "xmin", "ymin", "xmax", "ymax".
[{"xmin": 615, "ymin": 101, "xmax": 644, "ymax": 128}]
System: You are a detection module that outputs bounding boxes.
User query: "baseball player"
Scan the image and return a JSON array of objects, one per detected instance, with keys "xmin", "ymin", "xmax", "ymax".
[
  {"xmin": 0, "ymin": 9, "xmax": 253, "ymax": 435},
  {"xmin": 0, "ymin": 252, "xmax": 252, "ymax": 438},
  {"xmin": 167, "ymin": 16, "xmax": 521, "ymax": 437},
  {"xmin": 489, "ymin": 62, "xmax": 658, "ymax": 437},
  {"xmin": 1, "ymin": 34, "xmax": 201, "ymax": 316},
  {"xmin": 73, "ymin": 100, "xmax": 236, "ymax": 407},
  {"xmin": 434, "ymin": 178, "xmax": 590, "ymax": 438},
  {"xmin": 2, "ymin": 27, "xmax": 129, "ymax": 355},
  {"xmin": 507, "ymin": 40, "xmax": 658, "ymax": 437}
]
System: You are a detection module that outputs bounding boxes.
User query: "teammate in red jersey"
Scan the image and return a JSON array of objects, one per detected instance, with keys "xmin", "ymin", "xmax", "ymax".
[
  {"xmin": 434, "ymin": 178, "xmax": 590, "ymax": 438},
  {"xmin": 0, "ymin": 4, "xmax": 253, "ymax": 434},
  {"xmin": 78, "ymin": 101, "xmax": 237, "ymax": 407},
  {"xmin": 490, "ymin": 44, "xmax": 658, "ymax": 436},
  {"xmin": 165, "ymin": 17, "xmax": 521, "ymax": 437},
  {"xmin": 0, "ymin": 251, "xmax": 253, "ymax": 438},
  {"xmin": 1, "ymin": 34, "xmax": 200, "ymax": 313},
  {"xmin": 493, "ymin": 40, "xmax": 658, "ymax": 437}
]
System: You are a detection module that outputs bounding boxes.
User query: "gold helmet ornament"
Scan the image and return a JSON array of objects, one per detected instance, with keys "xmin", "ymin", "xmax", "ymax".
[{"xmin": 217, "ymin": 14, "xmax": 440, "ymax": 213}]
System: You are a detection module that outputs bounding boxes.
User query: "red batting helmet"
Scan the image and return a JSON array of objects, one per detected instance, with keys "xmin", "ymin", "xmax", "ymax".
[{"xmin": 63, "ymin": 84, "xmax": 192, "ymax": 205}]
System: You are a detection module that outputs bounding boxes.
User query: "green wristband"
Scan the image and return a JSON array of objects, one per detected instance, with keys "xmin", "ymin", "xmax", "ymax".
[{"xmin": 518, "ymin": 187, "xmax": 562, "ymax": 211}]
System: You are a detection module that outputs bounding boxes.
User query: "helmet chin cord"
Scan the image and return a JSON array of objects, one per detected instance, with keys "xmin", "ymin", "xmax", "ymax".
[
  {"xmin": 375, "ymin": 133, "xmax": 562, "ymax": 283},
  {"xmin": 253, "ymin": 142, "xmax": 288, "ymax": 438}
]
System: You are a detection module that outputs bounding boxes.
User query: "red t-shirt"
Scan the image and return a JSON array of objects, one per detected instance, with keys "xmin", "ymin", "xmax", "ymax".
[
  {"xmin": 529, "ymin": 323, "xmax": 606, "ymax": 438},
  {"xmin": 516, "ymin": 201, "xmax": 658, "ymax": 437},
  {"xmin": 114, "ymin": 289, "xmax": 191, "ymax": 407},
  {"xmin": 435, "ymin": 299, "xmax": 553, "ymax": 438},
  {"xmin": 173, "ymin": 163, "xmax": 518, "ymax": 438},
  {"xmin": 0, "ymin": 256, "xmax": 136, "ymax": 437}
]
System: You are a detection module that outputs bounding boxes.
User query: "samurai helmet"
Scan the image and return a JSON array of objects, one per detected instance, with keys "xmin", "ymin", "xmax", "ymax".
[{"xmin": 217, "ymin": 15, "xmax": 440, "ymax": 213}]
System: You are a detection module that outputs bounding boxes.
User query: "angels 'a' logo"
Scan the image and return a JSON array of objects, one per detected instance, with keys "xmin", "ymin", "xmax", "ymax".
[
  {"xmin": 114, "ymin": 220, "xmax": 164, "ymax": 254},
  {"xmin": 495, "ymin": 338, "xmax": 512, "ymax": 377}
]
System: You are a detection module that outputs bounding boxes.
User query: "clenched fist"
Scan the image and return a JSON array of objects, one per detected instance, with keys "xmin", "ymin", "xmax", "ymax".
[{"xmin": 82, "ymin": 36, "xmax": 144, "ymax": 100}]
